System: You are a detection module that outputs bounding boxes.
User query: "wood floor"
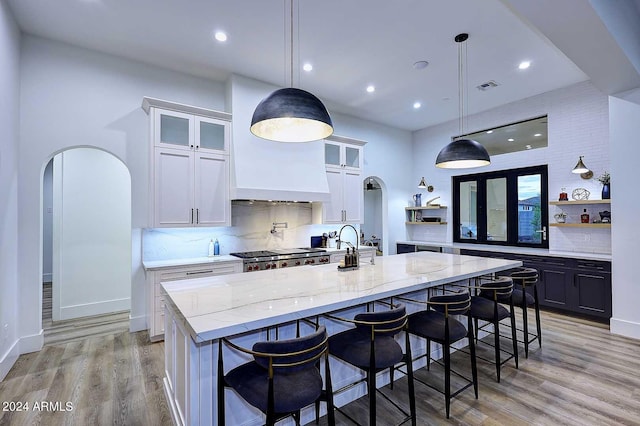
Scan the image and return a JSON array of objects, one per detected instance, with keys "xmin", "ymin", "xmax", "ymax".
[{"xmin": 1, "ymin": 310, "xmax": 639, "ymax": 426}]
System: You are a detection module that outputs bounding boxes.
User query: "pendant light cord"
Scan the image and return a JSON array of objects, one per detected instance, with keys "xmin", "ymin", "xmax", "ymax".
[
  {"xmin": 290, "ymin": 0, "xmax": 294, "ymax": 88},
  {"xmin": 458, "ymin": 38, "xmax": 463, "ymax": 137}
]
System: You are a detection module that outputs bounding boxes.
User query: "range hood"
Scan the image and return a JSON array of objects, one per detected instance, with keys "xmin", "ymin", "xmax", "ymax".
[{"xmin": 229, "ymin": 75, "xmax": 331, "ymax": 202}]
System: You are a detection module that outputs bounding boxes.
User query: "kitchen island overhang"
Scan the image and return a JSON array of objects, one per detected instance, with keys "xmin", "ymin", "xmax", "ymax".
[{"xmin": 161, "ymin": 252, "xmax": 522, "ymax": 425}]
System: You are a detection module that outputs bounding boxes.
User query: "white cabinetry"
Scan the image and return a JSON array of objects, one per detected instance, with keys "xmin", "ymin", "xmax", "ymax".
[
  {"xmin": 143, "ymin": 97, "xmax": 231, "ymax": 228},
  {"xmin": 314, "ymin": 136, "xmax": 366, "ymax": 224},
  {"xmin": 146, "ymin": 260, "xmax": 242, "ymax": 341}
]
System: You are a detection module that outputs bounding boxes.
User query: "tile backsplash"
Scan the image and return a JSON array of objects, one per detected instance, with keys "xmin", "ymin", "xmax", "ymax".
[{"xmin": 143, "ymin": 201, "xmax": 357, "ymax": 261}]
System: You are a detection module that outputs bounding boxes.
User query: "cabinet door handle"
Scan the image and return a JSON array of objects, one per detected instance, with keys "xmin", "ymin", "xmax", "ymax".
[
  {"xmin": 191, "ymin": 208, "xmax": 194, "ymax": 224},
  {"xmin": 196, "ymin": 208, "xmax": 199, "ymax": 224},
  {"xmin": 186, "ymin": 270, "xmax": 214, "ymax": 275}
]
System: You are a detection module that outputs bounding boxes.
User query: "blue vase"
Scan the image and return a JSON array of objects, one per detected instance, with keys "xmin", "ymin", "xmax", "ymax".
[{"xmin": 602, "ymin": 183, "xmax": 610, "ymax": 200}]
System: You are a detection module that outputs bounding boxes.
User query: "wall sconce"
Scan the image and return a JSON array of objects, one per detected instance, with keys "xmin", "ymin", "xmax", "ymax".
[
  {"xmin": 572, "ymin": 156, "xmax": 593, "ymax": 179},
  {"xmin": 418, "ymin": 177, "xmax": 434, "ymax": 192}
]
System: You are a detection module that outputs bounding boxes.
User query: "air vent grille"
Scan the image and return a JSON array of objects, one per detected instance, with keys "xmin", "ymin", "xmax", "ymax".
[{"xmin": 476, "ymin": 80, "xmax": 499, "ymax": 91}]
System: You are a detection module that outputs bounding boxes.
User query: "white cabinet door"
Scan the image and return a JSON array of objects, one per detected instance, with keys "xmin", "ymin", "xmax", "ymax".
[
  {"xmin": 154, "ymin": 148, "xmax": 194, "ymax": 227},
  {"xmin": 195, "ymin": 116, "xmax": 228, "ymax": 153},
  {"xmin": 324, "ymin": 168, "xmax": 344, "ymax": 223},
  {"xmin": 343, "ymin": 170, "xmax": 362, "ymax": 223},
  {"xmin": 154, "ymin": 108, "xmax": 194, "ymax": 151},
  {"xmin": 194, "ymin": 152, "xmax": 229, "ymax": 226}
]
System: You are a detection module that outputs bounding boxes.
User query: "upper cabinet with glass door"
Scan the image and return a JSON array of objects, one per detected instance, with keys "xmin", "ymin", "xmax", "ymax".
[
  {"xmin": 154, "ymin": 108, "xmax": 229, "ymax": 154},
  {"xmin": 324, "ymin": 136, "xmax": 365, "ymax": 171}
]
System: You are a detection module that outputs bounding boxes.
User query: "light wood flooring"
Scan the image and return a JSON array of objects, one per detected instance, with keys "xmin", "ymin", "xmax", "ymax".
[{"xmin": 1, "ymin": 310, "xmax": 639, "ymax": 425}]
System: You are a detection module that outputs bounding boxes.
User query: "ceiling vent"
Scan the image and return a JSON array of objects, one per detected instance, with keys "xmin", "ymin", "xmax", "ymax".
[{"xmin": 476, "ymin": 80, "xmax": 499, "ymax": 91}]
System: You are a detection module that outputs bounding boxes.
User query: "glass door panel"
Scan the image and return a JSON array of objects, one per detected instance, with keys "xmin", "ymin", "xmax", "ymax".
[
  {"xmin": 517, "ymin": 174, "xmax": 543, "ymax": 243},
  {"xmin": 160, "ymin": 113, "xmax": 190, "ymax": 147},
  {"xmin": 459, "ymin": 181, "xmax": 477, "ymax": 240},
  {"xmin": 486, "ymin": 178, "xmax": 507, "ymax": 242},
  {"xmin": 325, "ymin": 143, "xmax": 341, "ymax": 166},
  {"xmin": 198, "ymin": 119, "xmax": 226, "ymax": 151},
  {"xmin": 345, "ymin": 146, "xmax": 360, "ymax": 168}
]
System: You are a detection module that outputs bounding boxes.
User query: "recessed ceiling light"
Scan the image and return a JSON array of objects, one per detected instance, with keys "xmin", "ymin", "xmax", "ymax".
[
  {"xmin": 518, "ymin": 61, "xmax": 531, "ymax": 70},
  {"xmin": 303, "ymin": 63, "xmax": 313, "ymax": 72},
  {"xmin": 413, "ymin": 61, "xmax": 429, "ymax": 70},
  {"xmin": 366, "ymin": 85, "xmax": 375, "ymax": 93},
  {"xmin": 413, "ymin": 102, "xmax": 421, "ymax": 109},
  {"xmin": 534, "ymin": 133, "xmax": 542, "ymax": 137},
  {"xmin": 486, "ymin": 130, "xmax": 493, "ymax": 134},
  {"xmin": 214, "ymin": 31, "xmax": 227, "ymax": 42},
  {"xmin": 508, "ymin": 138, "xmax": 515, "ymax": 142}
]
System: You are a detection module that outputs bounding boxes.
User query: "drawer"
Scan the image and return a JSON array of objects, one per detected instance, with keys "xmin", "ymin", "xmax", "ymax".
[
  {"xmin": 576, "ymin": 259, "xmax": 611, "ymax": 272},
  {"xmin": 154, "ymin": 310, "xmax": 165, "ymax": 336},
  {"xmin": 155, "ymin": 294, "xmax": 166, "ymax": 312},
  {"xmin": 158, "ymin": 263, "xmax": 241, "ymax": 282}
]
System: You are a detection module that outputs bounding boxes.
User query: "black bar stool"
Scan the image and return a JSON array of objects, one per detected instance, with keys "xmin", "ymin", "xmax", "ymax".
[
  {"xmin": 467, "ymin": 276, "xmax": 519, "ymax": 382},
  {"xmin": 325, "ymin": 302, "xmax": 416, "ymax": 426},
  {"xmin": 510, "ymin": 267, "xmax": 541, "ymax": 357},
  {"xmin": 397, "ymin": 291, "xmax": 477, "ymax": 418},
  {"xmin": 217, "ymin": 325, "xmax": 335, "ymax": 426}
]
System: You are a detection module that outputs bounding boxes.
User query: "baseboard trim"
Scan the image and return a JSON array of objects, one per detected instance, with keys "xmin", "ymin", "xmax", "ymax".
[
  {"xmin": 129, "ymin": 314, "xmax": 147, "ymax": 333},
  {"xmin": 610, "ymin": 317, "xmax": 640, "ymax": 340},
  {"xmin": 57, "ymin": 298, "xmax": 130, "ymax": 321},
  {"xmin": 19, "ymin": 329, "xmax": 44, "ymax": 355},
  {"xmin": 0, "ymin": 339, "xmax": 20, "ymax": 381}
]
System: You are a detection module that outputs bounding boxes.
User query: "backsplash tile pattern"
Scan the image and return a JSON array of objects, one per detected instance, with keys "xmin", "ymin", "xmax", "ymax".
[{"xmin": 143, "ymin": 202, "xmax": 356, "ymax": 261}]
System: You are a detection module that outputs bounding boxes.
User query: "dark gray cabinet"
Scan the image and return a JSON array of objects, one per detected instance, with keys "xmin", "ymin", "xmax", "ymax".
[
  {"xmin": 397, "ymin": 243, "xmax": 416, "ymax": 254},
  {"xmin": 460, "ymin": 249, "xmax": 611, "ymax": 322}
]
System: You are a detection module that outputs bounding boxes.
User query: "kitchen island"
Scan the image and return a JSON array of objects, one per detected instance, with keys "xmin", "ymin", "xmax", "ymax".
[{"xmin": 161, "ymin": 251, "xmax": 521, "ymax": 426}]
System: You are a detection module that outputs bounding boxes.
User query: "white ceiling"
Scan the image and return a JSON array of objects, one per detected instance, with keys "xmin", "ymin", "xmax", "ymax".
[{"xmin": 7, "ymin": 0, "xmax": 590, "ymax": 131}]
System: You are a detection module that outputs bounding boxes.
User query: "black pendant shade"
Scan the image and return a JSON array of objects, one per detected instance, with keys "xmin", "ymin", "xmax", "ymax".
[
  {"xmin": 435, "ymin": 138, "xmax": 490, "ymax": 169},
  {"xmin": 250, "ymin": 88, "xmax": 333, "ymax": 143}
]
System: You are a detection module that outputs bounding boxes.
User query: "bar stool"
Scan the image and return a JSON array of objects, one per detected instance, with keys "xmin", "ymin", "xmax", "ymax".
[
  {"xmin": 398, "ymin": 291, "xmax": 477, "ymax": 419},
  {"xmin": 325, "ymin": 302, "xmax": 416, "ymax": 426},
  {"xmin": 510, "ymin": 267, "xmax": 541, "ymax": 357},
  {"xmin": 217, "ymin": 325, "xmax": 335, "ymax": 426},
  {"xmin": 468, "ymin": 276, "xmax": 519, "ymax": 382}
]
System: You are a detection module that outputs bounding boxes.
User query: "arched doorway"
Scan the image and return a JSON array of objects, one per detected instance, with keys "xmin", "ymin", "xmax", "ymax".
[
  {"xmin": 42, "ymin": 147, "xmax": 131, "ymax": 343},
  {"xmin": 362, "ymin": 176, "xmax": 388, "ymax": 255}
]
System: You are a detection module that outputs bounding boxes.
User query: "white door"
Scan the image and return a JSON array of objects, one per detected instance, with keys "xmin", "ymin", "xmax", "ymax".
[
  {"xmin": 324, "ymin": 169, "xmax": 344, "ymax": 223},
  {"xmin": 343, "ymin": 171, "xmax": 363, "ymax": 223},
  {"xmin": 154, "ymin": 148, "xmax": 194, "ymax": 227},
  {"xmin": 194, "ymin": 152, "xmax": 229, "ymax": 226}
]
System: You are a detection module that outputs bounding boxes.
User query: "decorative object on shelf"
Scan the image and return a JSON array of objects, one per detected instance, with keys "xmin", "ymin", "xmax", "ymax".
[
  {"xmin": 435, "ymin": 33, "xmax": 490, "ymax": 169},
  {"xmin": 559, "ymin": 187, "xmax": 569, "ymax": 201},
  {"xmin": 571, "ymin": 156, "xmax": 593, "ymax": 179},
  {"xmin": 580, "ymin": 209, "xmax": 590, "ymax": 223},
  {"xmin": 417, "ymin": 177, "xmax": 434, "ymax": 192},
  {"xmin": 426, "ymin": 196, "xmax": 441, "ymax": 207},
  {"xmin": 572, "ymin": 187, "xmax": 590, "ymax": 200},
  {"xmin": 597, "ymin": 171, "xmax": 610, "ymax": 199},
  {"xmin": 415, "ymin": 211, "xmax": 423, "ymax": 221},
  {"xmin": 599, "ymin": 210, "xmax": 611, "ymax": 223},
  {"xmin": 365, "ymin": 177, "xmax": 379, "ymax": 191},
  {"xmin": 413, "ymin": 193, "xmax": 422, "ymax": 207},
  {"xmin": 553, "ymin": 212, "xmax": 567, "ymax": 223},
  {"xmin": 250, "ymin": 0, "xmax": 333, "ymax": 143}
]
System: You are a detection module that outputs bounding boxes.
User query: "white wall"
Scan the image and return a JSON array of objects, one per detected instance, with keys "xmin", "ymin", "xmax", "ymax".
[
  {"xmin": 609, "ymin": 94, "xmax": 640, "ymax": 339},
  {"xmin": 18, "ymin": 35, "xmax": 228, "ymax": 351},
  {"xmin": 0, "ymin": 0, "xmax": 21, "ymax": 381},
  {"xmin": 412, "ymin": 81, "xmax": 611, "ymax": 255},
  {"xmin": 52, "ymin": 148, "xmax": 131, "ymax": 320}
]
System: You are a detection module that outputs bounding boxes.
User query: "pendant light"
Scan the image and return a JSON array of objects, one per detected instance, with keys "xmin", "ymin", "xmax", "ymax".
[
  {"xmin": 572, "ymin": 155, "xmax": 593, "ymax": 179},
  {"xmin": 250, "ymin": 0, "xmax": 333, "ymax": 143},
  {"xmin": 417, "ymin": 176, "xmax": 434, "ymax": 192},
  {"xmin": 435, "ymin": 33, "xmax": 490, "ymax": 169},
  {"xmin": 366, "ymin": 178, "xmax": 376, "ymax": 191}
]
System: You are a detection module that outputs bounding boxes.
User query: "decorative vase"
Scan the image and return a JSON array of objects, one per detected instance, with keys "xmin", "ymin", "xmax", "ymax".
[{"xmin": 601, "ymin": 183, "xmax": 610, "ymax": 200}]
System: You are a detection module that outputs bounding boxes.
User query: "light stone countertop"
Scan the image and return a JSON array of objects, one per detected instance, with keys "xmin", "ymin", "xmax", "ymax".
[
  {"xmin": 142, "ymin": 255, "xmax": 242, "ymax": 271},
  {"xmin": 161, "ymin": 251, "xmax": 521, "ymax": 343}
]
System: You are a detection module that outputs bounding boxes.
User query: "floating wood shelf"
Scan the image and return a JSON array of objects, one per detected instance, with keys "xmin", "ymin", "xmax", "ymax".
[
  {"xmin": 549, "ymin": 223, "xmax": 611, "ymax": 228},
  {"xmin": 405, "ymin": 221, "xmax": 448, "ymax": 225},
  {"xmin": 549, "ymin": 200, "xmax": 611, "ymax": 205}
]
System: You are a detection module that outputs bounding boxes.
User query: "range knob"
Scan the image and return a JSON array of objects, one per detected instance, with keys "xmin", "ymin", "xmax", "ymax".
[
  {"xmin": 295, "ymin": 260, "xmax": 301, "ymax": 266},
  {"xmin": 281, "ymin": 262, "xmax": 288, "ymax": 267},
  {"xmin": 265, "ymin": 264, "xmax": 271, "ymax": 269},
  {"xmin": 247, "ymin": 265, "xmax": 254, "ymax": 271},
  {"xmin": 271, "ymin": 263, "xmax": 277, "ymax": 269}
]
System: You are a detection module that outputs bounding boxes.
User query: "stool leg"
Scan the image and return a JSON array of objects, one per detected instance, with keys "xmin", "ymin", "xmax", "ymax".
[
  {"xmin": 368, "ymin": 371, "xmax": 376, "ymax": 426},
  {"xmin": 426, "ymin": 339, "xmax": 431, "ymax": 371},
  {"xmin": 444, "ymin": 341, "xmax": 451, "ymax": 418},
  {"xmin": 534, "ymin": 286, "xmax": 542, "ymax": 348},
  {"xmin": 510, "ymin": 308, "xmax": 519, "ymax": 369},
  {"xmin": 389, "ymin": 366, "xmax": 395, "ymax": 390},
  {"xmin": 467, "ymin": 316, "xmax": 478, "ymax": 398},
  {"xmin": 405, "ymin": 332, "xmax": 417, "ymax": 426},
  {"xmin": 494, "ymin": 320, "xmax": 501, "ymax": 382},
  {"xmin": 521, "ymin": 289, "xmax": 529, "ymax": 358}
]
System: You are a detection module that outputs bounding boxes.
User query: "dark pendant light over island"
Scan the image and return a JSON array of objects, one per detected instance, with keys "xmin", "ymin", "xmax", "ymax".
[
  {"xmin": 436, "ymin": 33, "xmax": 490, "ymax": 169},
  {"xmin": 250, "ymin": 0, "xmax": 333, "ymax": 143}
]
